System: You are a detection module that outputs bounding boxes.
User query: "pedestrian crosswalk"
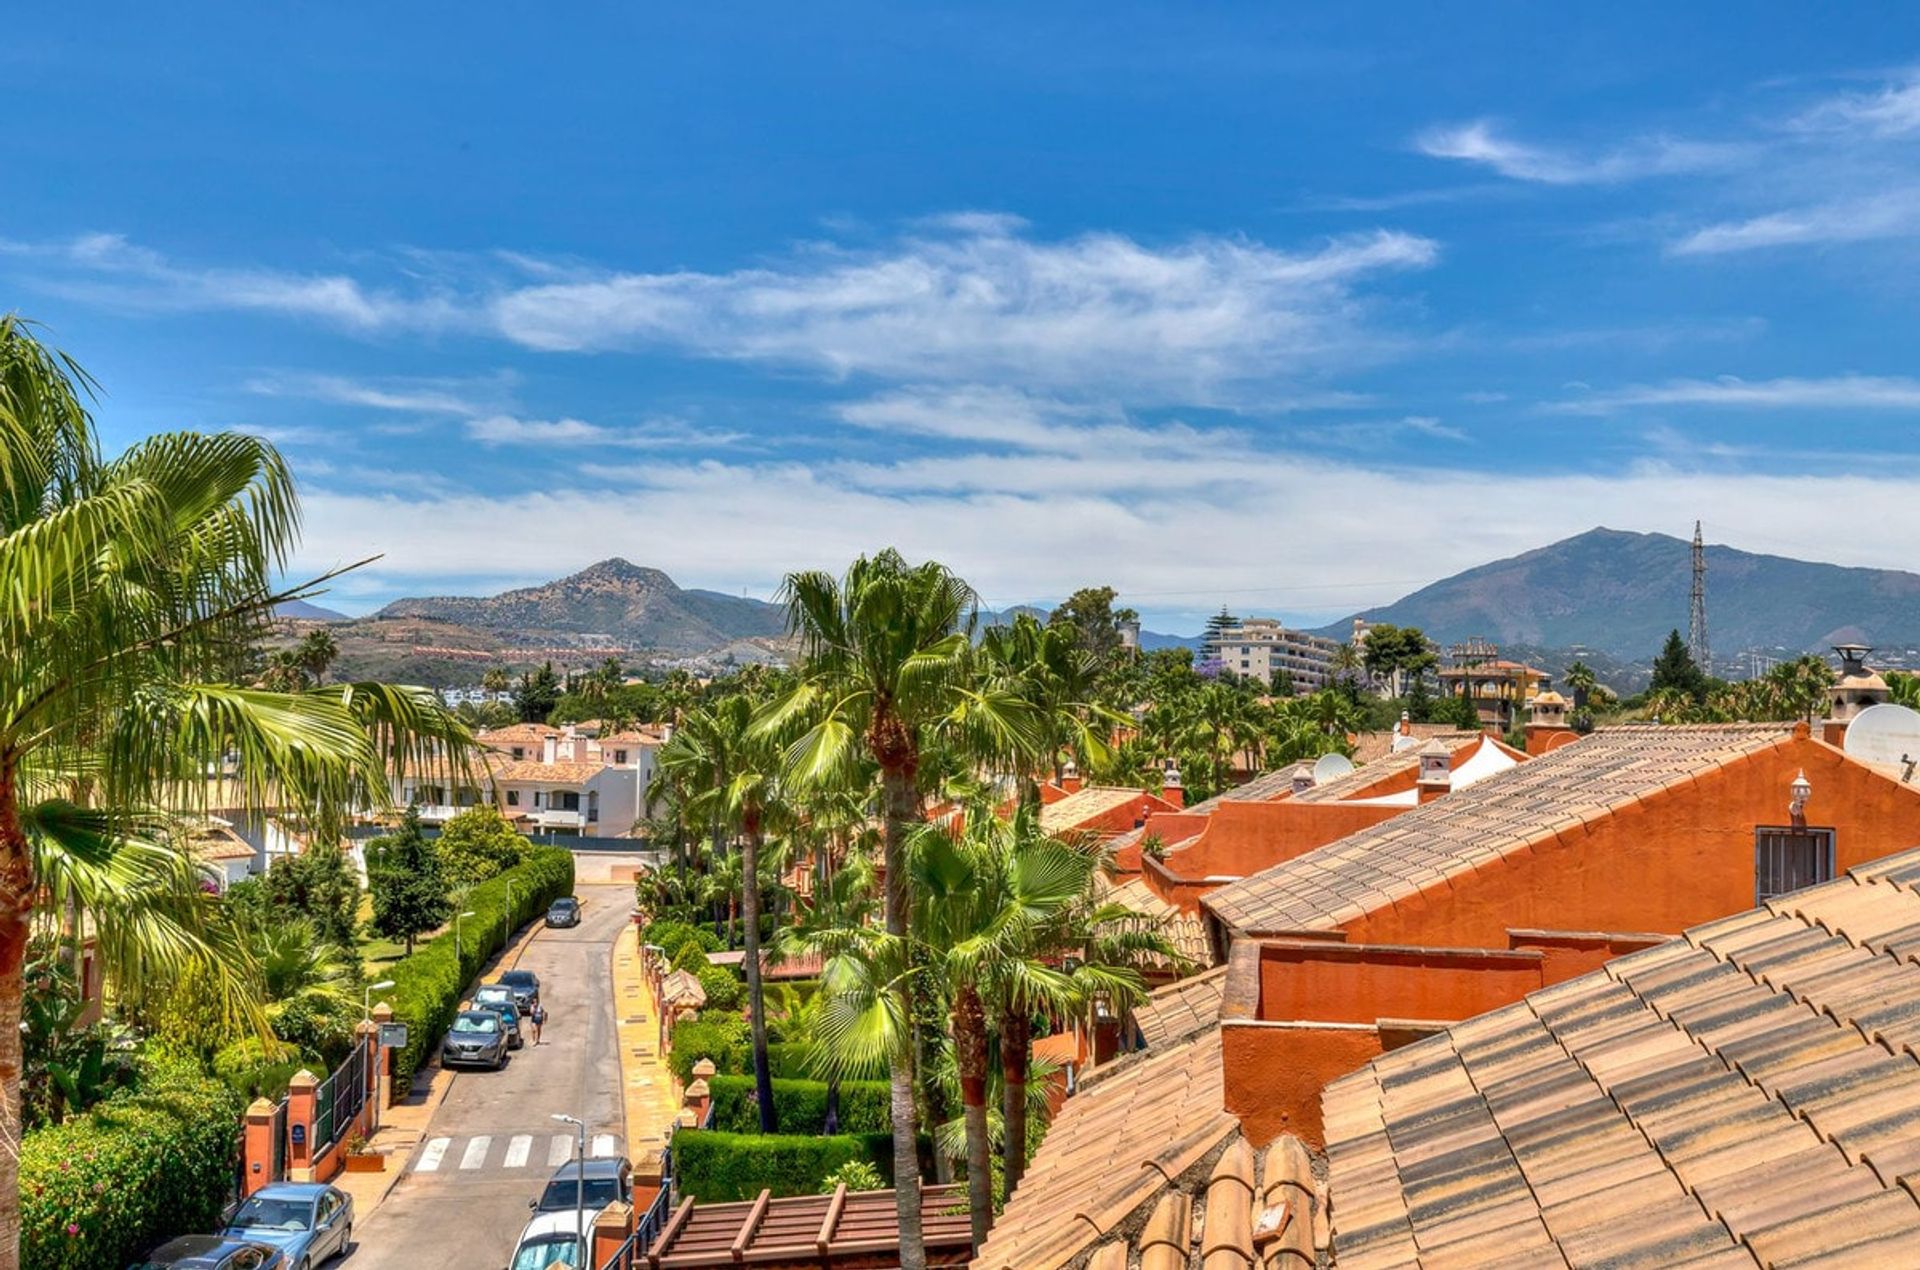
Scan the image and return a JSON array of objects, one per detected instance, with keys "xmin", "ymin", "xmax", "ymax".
[{"xmin": 412, "ymin": 1131, "xmax": 624, "ymax": 1176}]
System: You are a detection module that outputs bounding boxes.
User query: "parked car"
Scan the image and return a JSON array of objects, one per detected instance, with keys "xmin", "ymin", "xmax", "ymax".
[
  {"xmin": 498, "ymin": 967, "xmax": 541, "ymax": 1009},
  {"xmin": 508, "ymin": 1212, "xmax": 588, "ymax": 1270},
  {"xmin": 545, "ymin": 896, "xmax": 581, "ymax": 928},
  {"xmin": 531, "ymin": 1156, "xmax": 632, "ymax": 1217},
  {"xmin": 440, "ymin": 1009, "xmax": 510, "ymax": 1069},
  {"xmin": 472, "ymin": 986, "xmax": 525, "ymax": 1048},
  {"xmin": 219, "ymin": 1183, "xmax": 352, "ymax": 1270},
  {"xmin": 134, "ymin": 1235, "xmax": 286, "ymax": 1270}
]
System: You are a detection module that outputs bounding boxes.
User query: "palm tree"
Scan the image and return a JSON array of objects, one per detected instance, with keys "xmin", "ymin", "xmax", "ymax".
[
  {"xmin": 0, "ymin": 319, "xmax": 479, "ymax": 1269},
  {"xmin": 1563, "ymin": 660, "xmax": 1598, "ymax": 708},
  {"xmin": 980, "ymin": 615, "xmax": 1128, "ymax": 792},
  {"xmin": 296, "ymin": 628, "xmax": 340, "ymax": 685},
  {"xmin": 759, "ymin": 550, "xmax": 1039, "ymax": 1269},
  {"xmin": 658, "ymin": 694, "xmax": 785, "ymax": 1132}
]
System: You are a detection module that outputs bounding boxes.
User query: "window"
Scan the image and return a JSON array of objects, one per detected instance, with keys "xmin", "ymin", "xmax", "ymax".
[
  {"xmin": 533, "ymin": 791, "xmax": 544, "ymax": 808},
  {"xmin": 1756, "ymin": 826, "xmax": 1835, "ymax": 904},
  {"xmin": 512, "ymin": 746, "xmax": 525, "ymax": 760},
  {"xmin": 614, "ymin": 749, "xmax": 628, "ymax": 764},
  {"xmin": 506, "ymin": 790, "xmax": 520, "ymax": 807}
]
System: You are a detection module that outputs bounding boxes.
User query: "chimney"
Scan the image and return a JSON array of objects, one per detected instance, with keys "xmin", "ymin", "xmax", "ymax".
[
  {"xmin": 542, "ymin": 734, "xmax": 558, "ymax": 765},
  {"xmin": 1290, "ymin": 763, "xmax": 1315, "ymax": 795},
  {"xmin": 1061, "ymin": 758, "xmax": 1083, "ymax": 795},
  {"xmin": 1162, "ymin": 760, "xmax": 1184, "ymax": 809},
  {"xmin": 1826, "ymin": 644, "xmax": 1890, "ymax": 745},
  {"xmin": 1524, "ymin": 690, "xmax": 1573, "ymax": 756},
  {"xmin": 1415, "ymin": 738, "xmax": 1452, "ymax": 804}
]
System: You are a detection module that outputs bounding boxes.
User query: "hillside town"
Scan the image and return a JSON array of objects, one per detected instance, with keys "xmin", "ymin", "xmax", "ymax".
[{"xmin": 20, "ymin": 9, "xmax": 1920, "ymax": 1270}]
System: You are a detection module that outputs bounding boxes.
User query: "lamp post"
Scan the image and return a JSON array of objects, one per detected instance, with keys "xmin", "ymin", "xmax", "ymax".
[
  {"xmin": 453, "ymin": 909, "xmax": 477, "ymax": 965},
  {"xmin": 552, "ymin": 1113, "xmax": 586, "ymax": 1260},
  {"xmin": 363, "ymin": 979, "xmax": 395, "ymax": 1022}
]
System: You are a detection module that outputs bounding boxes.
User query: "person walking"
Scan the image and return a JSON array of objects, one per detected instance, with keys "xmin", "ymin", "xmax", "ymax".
[{"xmin": 530, "ymin": 1001, "xmax": 546, "ymax": 1045}]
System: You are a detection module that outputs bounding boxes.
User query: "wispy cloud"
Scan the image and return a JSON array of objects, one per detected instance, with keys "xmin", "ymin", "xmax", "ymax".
[
  {"xmin": 1414, "ymin": 120, "xmax": 1743, "ymax": 184},
  {"xmin": 1672, "ymin": 192, "xmax": 1920, "ymax": 255},
  {"xmin": 1792, "ymin": 72, "xmax": 1920, "ymax": 137},
  {"xmin": 465, "ymin": 414, "xmax": 741, "ymax": 449},
  {"xmin": 1551, "ymin": 374, "xmax": 1920, "ymax": 414}
]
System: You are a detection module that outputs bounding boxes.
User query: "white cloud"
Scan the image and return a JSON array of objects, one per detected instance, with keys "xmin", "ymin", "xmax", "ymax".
[
  {"xmin": 1552, "ymin": 374, "xmax": 1920, "ymax": 414},
  {"xmin": 1415, "ymin": 120, "xmax": 1742, "ymax": 184},
  {"xmin": 485, "ymin": 224, "xmax": 1438, "ymax": 395},
  {"xmin": 465, "ymin": 414, "xmax": 743, "ymax": 449},
  {"xmin": 245, "ymin": 371, "xmax": 511, "ymax": 416},
  {"xmin": 1671, "ymin": 191, "xmax": 1920, "ymax": 255},
  {"xmin": 1793, "ymin": 74, "xmax": 1920, "ymax": 138}
]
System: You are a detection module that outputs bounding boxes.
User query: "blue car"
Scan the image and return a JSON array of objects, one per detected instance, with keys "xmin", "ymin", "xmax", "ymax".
[{"xmin": 220, "ymin": 1183, "xmax": 353, "ymax": 1270}]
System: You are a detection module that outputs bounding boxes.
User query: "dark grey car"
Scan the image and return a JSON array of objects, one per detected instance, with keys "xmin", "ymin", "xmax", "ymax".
[
  {"xmin": 440, "ymin": 1009, "xmax": 509, "ymax": 1070},
  {"xmin": 498, "ymin": 967, "xmax": 540, "ymax": 1010}
]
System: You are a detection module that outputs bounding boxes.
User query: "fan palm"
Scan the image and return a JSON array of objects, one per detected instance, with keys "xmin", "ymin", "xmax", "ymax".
[
  {"xmin": 979, "ymin": 614, "xmax": 1129, "ymax": 792},
  {"xmin": 0, "ymin": 319, "xmax": 479, "ymax": 1269},
  {"xmin": 758, "ymin": 549, "xmax": 1040, "ymax": 1268}
]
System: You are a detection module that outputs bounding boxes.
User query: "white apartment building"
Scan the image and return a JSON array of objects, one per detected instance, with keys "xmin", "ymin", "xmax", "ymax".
[
  {"xmin": 396, "ymin": 721, "xmax": 664, "ymax": 839},
  {"xmin": 1203, "ymin": 617, "xmax": 1341, "ymax": 691}
]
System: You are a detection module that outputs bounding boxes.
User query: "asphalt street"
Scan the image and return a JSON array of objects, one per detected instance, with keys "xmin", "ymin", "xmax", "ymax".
[{"xmin": 347, "ymin": 882, "xmax": 631, "ymax": 1270}]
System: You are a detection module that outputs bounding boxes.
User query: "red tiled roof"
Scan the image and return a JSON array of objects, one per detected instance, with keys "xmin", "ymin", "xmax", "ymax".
[
  {"xmin": 1203, "ymin": 724, "xmax": 1796, "ymax": 935},
  {"xmin": 1099, "ymin": 875, "xmax": 1214, "ymax": 968},
  {"xmin": 1039, "ymin": 786, "xmax": 1151, "ymax": 835},
  {"xmin": 490, "ymin": 758, "xmax": 603, "ymax": 784},
  {"xmin": 1288, "ymin": 731, "xmax": 1484, "ymax": 804},
  {"xmin": 1324, "ymin": 846, "xmax": 1920, "ymax": 1269},
  {"xmin": 649, "ymin": 1183, "xmax": 972, "ymax": 1268}
]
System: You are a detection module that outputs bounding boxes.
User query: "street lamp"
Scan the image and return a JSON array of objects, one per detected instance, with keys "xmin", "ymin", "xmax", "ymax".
[
  {"xmin": 453, "ymin": 910, "xmax": 477, "ymax": 965},
  {"xmin": 551, "ymin": 1113, "xmax": 587, "ymax": 1261},
  {"xmin": 363, "ymin": 979, "xmax": 395, "ymax": 1022}
]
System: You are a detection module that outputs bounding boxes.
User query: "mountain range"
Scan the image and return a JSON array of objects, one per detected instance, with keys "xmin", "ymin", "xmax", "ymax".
[{"xmin": 1319, "ymin": 527, "xmax": 1920, "ymax": 666}]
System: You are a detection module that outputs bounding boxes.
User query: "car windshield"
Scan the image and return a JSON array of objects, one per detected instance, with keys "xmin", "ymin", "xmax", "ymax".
[
  {"xmin": 549, "ymin": 902, "xmax": 573, "ymax": 913},
  {"xmin": 510, "ymin": 1236, "xmax": 582, "ymax": 1270},
  {"xmin": 502, "ymin": 971, "xmax": 536, "ymax": 987},
  {"xmin": 229, "ymin": 1197, "xmax": 312, "ymax": 1232},
  {"xmin": 476, "ymin": 987, "xmax": 511, "ymax": 1003},
  {"xmin": 451, "ymin": 1014, "xmax": 499, "ymax": 1034},
  {"xmin": 538, "ymin": 1178, "xmax": 621, "ymax": 1211}
]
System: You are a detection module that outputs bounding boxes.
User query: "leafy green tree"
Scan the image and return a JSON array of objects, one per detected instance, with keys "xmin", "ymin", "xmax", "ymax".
[
  {"xmin": 514, "ymin": 661, "xmax": 562, "ymax": 722},
  {"xmin": 367, "ymin": 807, "xmax": 453, "ymax": 954},
  {"xmin": 1563, "ymin": 660, "xmax": 1598, "ymax": 708},
  {"xmin": 262, "ymin": 844, "xmax": 362, "ymax": 949},
  {"xmin": 1650, "ymin": 630, "xmax": 1709, "ymax": 703},
  {"xmin": 1360, "ymin": 624, "xmax": 1436, "ymax": 696},
  {"xmin": 1046, "ymin": 586, "xmax": 1138, "ymax": 662},
  {"xmin": 296, "ymin": 628, "xmax": 340, "ymax": 684},
  {"xmin": 1269, "ymin": 668, "xmax": 1295, "ymax": 697},
  {"xmin": 761, "ymin": 549, "xmax": 1041, "ymax": 1270},
  {"xmin": 434, "ymin": 805, "xmax": 529, "ymax": 886}
]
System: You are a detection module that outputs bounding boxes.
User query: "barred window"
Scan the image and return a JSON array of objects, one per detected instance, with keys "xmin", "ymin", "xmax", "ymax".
[{"xmin": 1755, "ymin": 826, "xmax": 1835, "ymax": 905}]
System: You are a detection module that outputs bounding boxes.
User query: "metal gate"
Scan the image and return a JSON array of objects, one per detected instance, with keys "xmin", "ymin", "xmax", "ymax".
[{"xmin": 313, "ymin": 1038, "xmax": 369, "ymax": 1154}]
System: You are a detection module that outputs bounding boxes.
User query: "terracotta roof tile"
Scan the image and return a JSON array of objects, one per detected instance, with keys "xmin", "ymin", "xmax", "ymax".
[
  {"xmin": 1325, "ymin": 844, "xmax": 1920, "ymax": 1268},
  {"xmin": 1097, "ymin": 875, "xmax": 1214, "ymax": 968},
  {"xmin": 1130, "ymin": 965, "xmax": 1229, "ymax": 1052},
  {"xmin": 1039, "ymin": 786, "xmax": 1152, "ymax": 836},
  {"xmin": 1203, "ymin": 724, "xmax": 1797, "ymax": 936},
  {"xmin": 489, "ymin": 758, "xmax": 604, "ymax": 784},
  {"xmin": 975, "ymin": 1031, "xmax": 1234, "ymax": 1270}
]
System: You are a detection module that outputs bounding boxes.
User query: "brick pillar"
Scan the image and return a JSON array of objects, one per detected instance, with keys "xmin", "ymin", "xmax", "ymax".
[
  {"xmin": 286, "ymin": 1069, "xmax": 319, "ymax": 1182},
  {"xmin": 242, "ymin": 1098, "xmax": 278, "ymax": 1196},
  {"xmin": 592, "ymin": 1201, "xmax": 634, "ymax": 1267},
  {"xmin": 684, "ymin": 1058, "xmax": 714, "ymax": 1126},
  {"xmin": 355, "ymin": 1018, "xmax": 381, "ymax": 1136}
]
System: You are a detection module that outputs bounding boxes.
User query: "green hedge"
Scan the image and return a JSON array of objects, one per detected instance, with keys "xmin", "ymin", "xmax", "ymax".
[
  {"xmin": 22, "ymin": 1064, "xmax": 243, "ymax": 1270},
  {"xmin": 386, "ymin": 846, "xmax": 575, "ymax": 1092},
  {"xmin": 668, "ymin": 1022, "xmax": 822, "ymax": 1084},
  {"xmin": 709, "ymin": 1075, "xmax": 891, "ymax": 1135},
  {"xmin": 673, "ymin": 1130, "xmax": 904, "ymax": 1202}
]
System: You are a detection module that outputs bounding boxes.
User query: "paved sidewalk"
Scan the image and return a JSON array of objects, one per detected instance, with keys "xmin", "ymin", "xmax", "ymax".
[
  {"xmin": 331, "ymin": 912, "xmax": 554, "ymax": 1217},
  {"xmin": 612, "ymin": 922, "xmax": 682, "ymax": 1180}
]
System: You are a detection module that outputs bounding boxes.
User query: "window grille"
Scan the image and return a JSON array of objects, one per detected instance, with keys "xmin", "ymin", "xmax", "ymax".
[{"xmin": 1755, "ymin": 826, "xmax": 1836, "ymax": 905}]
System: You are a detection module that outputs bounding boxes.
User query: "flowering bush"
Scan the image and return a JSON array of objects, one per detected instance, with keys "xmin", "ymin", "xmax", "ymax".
[{"xmin": 20, "ymin": 1061, "xmax": 242, "ymax": 1270}]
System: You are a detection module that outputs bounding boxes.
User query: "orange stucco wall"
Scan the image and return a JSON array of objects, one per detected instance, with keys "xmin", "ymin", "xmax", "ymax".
[
  {"xmin": 1222, "ymin": 1021, "xmax": 1384, "ymax": 1148},
  {"xmin": 1112, "ymin": 811, "xmax": 1209, "ymax": 872},
  {"xmin": 1335, "ymin": 736, "xmax": 1920, "ymax": 950},
  {"xmin": 1508, "ymin": 929, "xmax": 1670, "ymax": 985},
  {"xmin": 1153, "ymin": 800, "xmax": 1401, "ymax": 906},
  {"xmin": 1253, "ymin": 941, "xmax": 1545, "ymax": 1024}
]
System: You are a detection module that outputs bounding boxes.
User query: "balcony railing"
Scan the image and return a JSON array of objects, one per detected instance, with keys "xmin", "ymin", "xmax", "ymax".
[{"xmin": 531, "ymin": 808, "xmax": 586, "ymax": 828}]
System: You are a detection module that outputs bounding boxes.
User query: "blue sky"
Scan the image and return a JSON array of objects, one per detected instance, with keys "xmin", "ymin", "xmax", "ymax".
[{"xmin": 10, "ymin": 5, "xmax": 1920, "ymax": 631}]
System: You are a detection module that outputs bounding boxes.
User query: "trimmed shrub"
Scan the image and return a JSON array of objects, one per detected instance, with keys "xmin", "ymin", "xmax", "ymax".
[
  {"xmin": 668, "ymin": 1015, "xmax": 749, "ymax": 1083},
  {"xmin": 644, "ymin": 921, "xmax": 721, "ymax": 954},
  {"xmin": 670, "ymin": 941, "xmax": 709, "ymax": 973},
  {"xmin": 673, "ymin": 1130, "xmax": 901, "ymax": 1203},
  {"xmin": 818, "ymin": 1160, "xmax": 884, "ymax": 1194},
  {"xmin": 211, "ymin": 1036, "xmax": 304, "ymax": 1102},
  {"xmin": 385, "ymin": 846, "xmax": 574, "ymax": 1092},
  {"xmin": 709, "ymin": 1075, "xmax": 891, "ymax": 1135},
  {"xmin": 696, "ymin": 965, "xmax": 744, "ymax": 1012},
  {"xmin": 22, "ymin": 1064, "xmax": 243, "ymax": 1270},
  {"xmin": 762, "ymin": 1042, "xmax": 814, "ymax": 1079}
]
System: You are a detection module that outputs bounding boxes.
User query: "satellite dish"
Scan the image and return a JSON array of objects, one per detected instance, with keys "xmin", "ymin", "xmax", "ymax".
[
  {"xmin": 1312, "ymin": 753, "xmax": 1356, "ymax": 783},
  {"xmin": 1843, "ymin": 703, "xmax": 1920, "ymax": 779}
]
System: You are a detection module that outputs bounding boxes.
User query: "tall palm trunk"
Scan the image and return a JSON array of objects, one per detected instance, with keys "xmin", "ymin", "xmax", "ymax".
[
  {"xmin": 953, "ymin": 985, "xmax": 993, "ymax": 1250},
  {"xmin": 0, "ymin": 762, "xmax": 34, "ymax": 1270},
  {"xmin": 741, "ymin": 815, "xmax": 777, "ymax": 1134},
  {"xmin": 999, "ymin": 1006, "xmax": 1032, "ymax": 1197},
  {"xmin": 878, "ymin": 754, "xmax": 926, "ymax": 1270}
]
